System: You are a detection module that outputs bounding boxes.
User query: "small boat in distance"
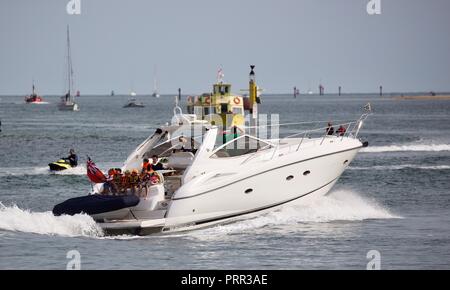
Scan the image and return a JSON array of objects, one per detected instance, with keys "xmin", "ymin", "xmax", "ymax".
[
  {"xmin": 75, "ymin": 90, "xmax": 80, "ymax": 97},
  {"xmin": 151, "ymin": 66, "xmax": 160, "ymax": 98},
  {"xmin": 58, "ymin": 25, "xmax": 79, "ymax": 111},
  {"xmin": 151, "ymin": 90, "xmax": 160, "ymax": 98},
  {"xmin": 25, "ymin": 82, "xmax": 45, "ymax": 104},
  {"xmin": 123, "ymin": 98, "xmax": 145, "ymax": 108},
  {"xmin": 111, "ymin": 90, "xmax": 115, "ymax": 96}
]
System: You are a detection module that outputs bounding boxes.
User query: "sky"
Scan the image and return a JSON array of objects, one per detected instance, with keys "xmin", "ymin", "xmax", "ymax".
[{"xmin": 0, "ymin": 0, "xmax": 449, "ymax": 95}]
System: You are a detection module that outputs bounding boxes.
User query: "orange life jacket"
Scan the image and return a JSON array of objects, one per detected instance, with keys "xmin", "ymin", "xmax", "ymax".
[{"xmin": 142, "ymin": 162, "xmax": 151, "ymax": 172}]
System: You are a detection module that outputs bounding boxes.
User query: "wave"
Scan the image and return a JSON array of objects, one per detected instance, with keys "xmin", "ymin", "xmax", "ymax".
[
  {"xmin": 361, "ymin": 144, "xmax": 450, "ymax": 153},
  {"xmin": 183, "ymin": 190, "xmax": 399, "ymax": 238},
  {"xmin": 0, "ymin": 203, "xmax": 102, "ymax": 237},
  {"xmin": 349, "ymin": 164, "xmax": 450, "ymax": 170}
]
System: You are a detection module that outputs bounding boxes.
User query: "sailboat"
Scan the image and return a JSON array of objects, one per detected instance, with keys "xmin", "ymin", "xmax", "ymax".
[
  {"xmin": 58, "ymin": 25, "xmax": 79, "ymax": 111},
  {"xmin": 151, "ymin": 80, "xmax": 160, "ymax": 98},
  {"xmin": 151, "ymin": 66, "xmax": 160, "ymax": 98}
]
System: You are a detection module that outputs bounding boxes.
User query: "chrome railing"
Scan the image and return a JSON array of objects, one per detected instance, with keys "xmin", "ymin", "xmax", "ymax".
[{"xmin": 240, "ymin": 110, "xmax": 371, "ymax": 165}]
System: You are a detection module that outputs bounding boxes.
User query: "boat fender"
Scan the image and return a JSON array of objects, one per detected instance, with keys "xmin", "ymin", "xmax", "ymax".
[{"xmin": 362, "ymin": 141, "xmax": 369, "ymax": 147}]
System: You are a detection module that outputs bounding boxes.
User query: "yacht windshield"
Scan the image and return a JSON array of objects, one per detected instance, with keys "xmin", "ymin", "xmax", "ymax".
[
  {"xmin": 211, "ymin": 135, "xmax": 271, "ymax": 158},
  {"xmin": 144, "ymin": 126, "xmax": 206, "ymax": 158}
]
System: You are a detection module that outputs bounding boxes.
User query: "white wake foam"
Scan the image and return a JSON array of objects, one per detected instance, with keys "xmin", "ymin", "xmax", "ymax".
[
  {"xmin": 0, "ymin": 164, "xmax": 124, "ymax": 177},
  {"xmin": 0, "ymin": 166, "xmax": 87, "ymax": 177},
  {"xmin": 362, "ymin": 144, "xmax": 450, "ymax": 153},
  {"xmin": 185, "ymin": 190, "xmax": 399, "ymax": 237},
  {"xmin": 52, "ymin": 166, "xmax": 87, "ymax": 175},
  {"xmin": 0, "ymin": 203, "xmax": 102, "ymax": 237}
]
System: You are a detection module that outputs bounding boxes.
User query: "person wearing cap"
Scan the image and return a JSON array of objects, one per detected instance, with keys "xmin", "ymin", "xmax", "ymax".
[
  {"xmin": 113, "ymin": 168, "xmax": 123, "ymax": 194},
  {"xmin": 129, "ymin": 169, "xmax": 140, "ymax": 195},
  {"xmin": 121, "ymin": 170, "xmax": 131, "ymax": 194}
]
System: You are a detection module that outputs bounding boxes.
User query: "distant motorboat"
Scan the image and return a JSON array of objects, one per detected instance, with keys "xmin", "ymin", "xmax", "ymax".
[
  {"xmin": 123, "ymin": 98, "xmax": 145, "ymax": 108},
  {"xmin": 25, "ymin": 83, "xmax": 45, "ymax": 104},
  {"xmin": 111, "ymin": 90, "xmax": 115, "ymax": 96}
]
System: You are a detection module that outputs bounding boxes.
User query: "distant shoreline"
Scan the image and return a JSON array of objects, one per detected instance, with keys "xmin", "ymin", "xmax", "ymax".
[{"xmin": 393, "ymin": 95, "xmax": 450, "ymax": 100}]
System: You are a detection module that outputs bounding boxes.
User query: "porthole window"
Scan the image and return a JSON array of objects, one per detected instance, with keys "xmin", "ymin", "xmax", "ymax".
[
  {"xmin": 286, "ymin": 175, "xmax": 294, "ymax": 181},
  {"xmin": 343, "ymin": 160, "xmax": 349, "ymax": 165},
  {"xmin": 244, "ymin": 188, "xmax": 253, "ymax": 194},
  {"xmin": 303, "ymin": 170, "xmax": 311, "ymax": 176}
]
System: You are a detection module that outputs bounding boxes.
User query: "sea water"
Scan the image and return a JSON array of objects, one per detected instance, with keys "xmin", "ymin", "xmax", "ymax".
[{"xmin": 0, "ymin": 94, "xmax": 449, "ymax": 269}]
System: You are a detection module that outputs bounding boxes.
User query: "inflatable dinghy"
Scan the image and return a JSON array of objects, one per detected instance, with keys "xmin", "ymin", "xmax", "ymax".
[{"xmin": 52, "ymin": 194, "xmax": 140, "ymax": 216}]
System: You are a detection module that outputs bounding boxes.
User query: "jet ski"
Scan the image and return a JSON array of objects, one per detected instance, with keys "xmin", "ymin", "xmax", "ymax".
[{"xmin": 48, "ymin": 159, "xmax": 73, "ymax": 171}]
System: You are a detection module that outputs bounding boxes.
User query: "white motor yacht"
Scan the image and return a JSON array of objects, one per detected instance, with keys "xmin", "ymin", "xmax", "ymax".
[{"xmin": 53, "ymin": 66, "xmax": 370, "ymax": 235}]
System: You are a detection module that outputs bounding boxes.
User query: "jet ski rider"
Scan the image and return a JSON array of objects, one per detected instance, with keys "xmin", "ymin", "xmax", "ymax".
[{"xmin": 67, "ymin": 149, "xmax": 78, "ymax": 167}]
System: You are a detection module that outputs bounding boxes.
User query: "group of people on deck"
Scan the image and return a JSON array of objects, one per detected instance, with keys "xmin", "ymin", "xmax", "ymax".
[
  {"xmin": 103, "ymin": 155, "xmax": 164, "ymax": 197},
  {"xmin": 326, "ymin": 122, "xmax": 347, "ymax": 136}
]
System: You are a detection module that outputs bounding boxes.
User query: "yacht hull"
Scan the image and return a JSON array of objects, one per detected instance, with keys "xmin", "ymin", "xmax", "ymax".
[
  {"xmin": 58, "ymin": 103, "xmax": 79, "ymax": 111},
  {"xmin": 97, "ymin": 141, "xmax": 362, "ymax": 235},
  {"xmin": 97, "ymin": 176, "xmax": 339, "ymax": 235},
  {"xmin": 165, "ymin": 144, "xmax": 361, "ymax": 226}
]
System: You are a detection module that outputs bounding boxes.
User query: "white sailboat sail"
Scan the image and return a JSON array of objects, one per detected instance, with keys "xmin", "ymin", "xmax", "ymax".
[{"xmin": 59, "ymin": 25, "xmax": 79, "ymax": 111}]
